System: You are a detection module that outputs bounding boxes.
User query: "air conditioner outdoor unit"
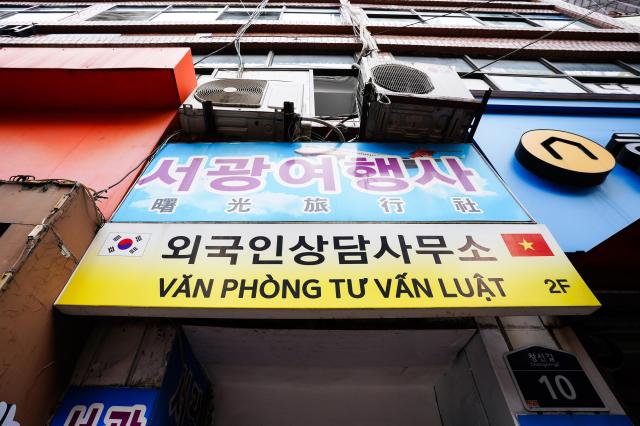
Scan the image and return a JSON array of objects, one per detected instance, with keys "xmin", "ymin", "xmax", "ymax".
[
  {"xmin": 357, "ymin": 57, "xmax": 484, "ymax": 143},
  {"xmin": 179, "ymin": 69, "xmax": 314, "ymax": 140}
]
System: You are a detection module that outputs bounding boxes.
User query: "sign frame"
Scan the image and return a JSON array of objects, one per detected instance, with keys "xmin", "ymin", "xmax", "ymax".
[
  {"xmin": 55, "ymin": 222, "xmax": 600, "ymax": 319},
  {"xmin": 505, "ymin": 345, "xmax": 608, "ymax": 413},
  {"xmin": 111, "ymin": 141, "xmax": 534, "ymax": 223}
]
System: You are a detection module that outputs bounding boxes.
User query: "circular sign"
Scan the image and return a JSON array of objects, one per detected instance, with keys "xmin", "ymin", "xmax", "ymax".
[
  {"xmin": 516, "ymin": 130, "xmax": 615, "ymax": 186},
  {"xmin": 117, "ymin": 238, "xmax": 133, "ymax": 250}
]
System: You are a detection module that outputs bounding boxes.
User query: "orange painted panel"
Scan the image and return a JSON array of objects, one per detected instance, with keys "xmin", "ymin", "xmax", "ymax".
[
  {"xmin": 0, "ymin": 111, "xmax": 177, "ymax": 218},
  {"xmin": 0, "ymin": 47, "xmax": 198, "ymax": 217},
  {"xmin": 0, "ymin": 47, "xmax": 197, "ymax": 111}
]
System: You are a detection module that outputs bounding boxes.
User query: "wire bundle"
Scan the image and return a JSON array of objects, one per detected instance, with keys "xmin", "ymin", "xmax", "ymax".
[
  {"xmin": 193, "ymin": 0, "xmax": 270, "ymax": 70},
  {"xmin": 234, "ymin": 0, "xmax": 270, "ymax": 78}
]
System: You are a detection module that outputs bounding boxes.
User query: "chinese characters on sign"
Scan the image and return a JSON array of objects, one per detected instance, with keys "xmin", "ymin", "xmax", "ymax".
[
  {"xmin": 56, "ymin": 223, "xmax": 599, "ymax": 318},
  {"xmin": 113, "ymin": 143, "xmax": 531, "ymax": 222}
]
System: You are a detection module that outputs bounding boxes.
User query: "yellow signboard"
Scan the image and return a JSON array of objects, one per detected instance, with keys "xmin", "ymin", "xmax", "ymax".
[{"xmin": 55, "ymin": 223, "xmax": 600, "ymax": 318}]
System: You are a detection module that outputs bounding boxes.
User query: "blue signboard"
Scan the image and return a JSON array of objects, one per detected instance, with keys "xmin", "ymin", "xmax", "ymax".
[
  {"xmin": 113, "ymin": 142, "xmax": 530, "ymax": 223},
  {"xmin": 50, "ymin": 387, "xmax": 158, "ymax": 426},
  {"xmin": 475, "ymin": 99, "xmax": 640, "ymax": 252},
  {"xmin": 518, "ymin": 414, "xmax": 634, "ymax": 426}
]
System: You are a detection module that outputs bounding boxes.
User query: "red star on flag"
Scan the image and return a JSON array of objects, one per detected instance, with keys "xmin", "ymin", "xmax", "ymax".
[{"xmin": 501, "ymin": 233, "xmax": 554, "ymax": 257}]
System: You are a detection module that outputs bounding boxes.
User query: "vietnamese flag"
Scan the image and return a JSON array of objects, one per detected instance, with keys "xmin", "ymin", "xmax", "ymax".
[{"xmin": 501, "ymin": 233, "xmax": 554, "ymax": 257}]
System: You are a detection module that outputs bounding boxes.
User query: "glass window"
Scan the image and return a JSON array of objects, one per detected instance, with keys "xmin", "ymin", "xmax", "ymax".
[
  {"xmin": 0, "ymin": 6, "xmax": 28, "ymax": 19},
  {"xmin": 532, "ymin": 19, "xmax": 596, "ymax": 29},
  {"xmin": 394, "ymin": 56, "xmax": 473, "ymax": 73},
  {"xmin": 420, "ymin": 12, "xmax": 466, "ymax": 17},
  {"xmin": 471, "ymin": 59, "xmax": 555, "ymax": 75},
  {"xmin": 626, "ymin": 62, "xmax": 640, "ymax": 73},
  {"xmin": 150, "ymin": 7, "xmax": 222, "ymax": 22},
  {"xmin": 551, "ymin": 62, "xmax": 634, "ymax": 77},
  {"xmin": 88, "ymin": 6, "xmax": 164, "ymax": 21},
  {"xmin": 272, "ymin": 54, "xmax": 354, "ymax": 67},
  {"xmin": 218, "ymin": 8, "xmax": 282, "ymax": 21},
  {"xmin": 583, "ymin": 82, "xmax": 640, "ymax": 94},
  {"xmin": 367, "ymin": 14, "xmax": 420, "ymax": 24},
  {"xmin": 463, "ymin": 78, "xmax": 492, "ymax": 91},
  {"xmin": 471, "ymin": 12, "xmax": 518, "ymax": 18},
  {"xmin": 286, "ymin": 8, "xmax": 341, "ymax": 14},
  {"xmin": 0, "ymin": 6, "xmax": 82, "ymax": 23},
  {"xmin": 282, "ymin": 9, "xmax": 342, "ymax": 24},
  {"xmin": 488, "ymin": 75, "xmax": 587, "ymax": 93},
  {"xmin": 314, "ymin": 75, "xmax": 357, "ymax": 116},
  {"xmin": 365, "ymin": 9, "xmax": 417, "ymax": 16},
  {"xmin": 478, "ymin": 18, "xmax": 536, "ymax": 28},
  {"xmin": 518, "ymin": 13, "xmax": 570, "ymax": 20},
  {"xmin": 193, "ymin": 53, "xmax": 270, "ymax": 68},
  {"xmin": 422, "ymin": 16, "xmax": 482, "ymax": 26}
]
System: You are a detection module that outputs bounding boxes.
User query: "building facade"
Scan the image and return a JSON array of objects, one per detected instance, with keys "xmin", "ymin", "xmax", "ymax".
[{"xmin": 0, "ymin": 0, "xmax": 639, "ymax": 425}]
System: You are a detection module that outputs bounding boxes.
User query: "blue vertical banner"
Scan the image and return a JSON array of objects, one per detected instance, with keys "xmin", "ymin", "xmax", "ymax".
[
  {"xmin": 50, "ymin": 387, "xmax": 158, "ymax": 426},
  {"xmin": 113, "ymin": 142, "xmax": 530, "ymax": 223}
]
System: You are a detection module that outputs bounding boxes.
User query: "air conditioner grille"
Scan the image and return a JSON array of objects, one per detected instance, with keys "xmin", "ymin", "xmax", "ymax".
[
  {"xmin": 371, "ymin": 63, "xmax": 434, "ymax": 94},
  {"xmin": 194, "ymin": 79, "xmax": 268, "ymax": 108}
]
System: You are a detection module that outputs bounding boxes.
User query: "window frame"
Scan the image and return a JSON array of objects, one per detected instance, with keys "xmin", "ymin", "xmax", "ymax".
[
  {"xmin": 193, "ymin": 51, "xmax": 357, "ymax": 72},
  {"xmin": 149, "ymin": 6, "xmax": 225, "ymax": 23},
  {"xmin": 88, "ymin": 4, "xmax": 344, "ymax": 23},
  {"xmin": 0, "ymin": 4, "xmax": 86, "ymax": 23},
  {"xmin": 363, "ymin": 7, "xmax": 601, "ymax": 30},
  {"xmin": 389, "ymin": 53, "xmax": 640, "ymax": 98}
]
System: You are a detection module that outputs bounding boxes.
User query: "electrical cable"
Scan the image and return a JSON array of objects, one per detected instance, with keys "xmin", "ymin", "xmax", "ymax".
[
  {"xmin": 93, "ymin": 130, "xmax": 182, "ymax": 200},
  {"xmin": 323, "ymin": 114, "xmax": 356, "ymax": 140},
  {"xmin": 234, "ymin": 0, "xmax": 270, "ymax": 78},
  {"xmin": 462, "ymin": 0, "xmax": 618, "ymax": 77},
  {"xmin": 301, "ymin": 117, "xmax": 346, "ymax": 142},
  {"xmin": 193, "ymin": 0, "xmax": 269, "ymax": 69}
]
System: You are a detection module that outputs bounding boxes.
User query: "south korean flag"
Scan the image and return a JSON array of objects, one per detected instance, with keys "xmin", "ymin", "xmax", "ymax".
[{"xmin": 99, "ymin": 233, "xmax": 151, "ymax": 257}]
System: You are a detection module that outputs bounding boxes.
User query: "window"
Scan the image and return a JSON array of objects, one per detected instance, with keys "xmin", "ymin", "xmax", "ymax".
[
  {"xmin": 477, "ymin": 17, "xmax": 535, "ymax": 28},
  {"xmin": 488, "ymin": 75, "xmax": 587, "ymax": 93},
  {"xmin": 390, "ymin": 54, "xmax": 640, "ymax": 96},
  {"xmin": 88, "ymin": 5, "xmax": 341, "ymax": 23},
  {"xmin": 626, "ymin": 62, "xmax": 640, "ymax": 73},
  {"xmin": 364, "ymin": 10, "xmax": 421, "ymax": 24},
  {"xmin": 150, "ymin": 7, "xmax": 223, "ymax": 22},
  {"xmin": 216, "ymin": 6, "xmax": 341, "ymax": 23},
  {"xmin": 551, "ymin": 62, "xmax": 635, "ymax": 77},
  {"xmin": 314, "ymin": 75, "xmax": 358, "ymax": 116},
  {"xmin": 272, "ymin": 54, "xmax": 354, "ymax": 68},
  {"xmin": 281, "ymin": 8, "xmax": 343, "ymax": 24},
  {"xmin": 193, "ymin": 53, "xmax": 270, "ymax": 69},
  {"xmin": 530, "ymin": 19, "xmax": 595, "ymax": 29},
  {"xmin": 470, "ymin": 13, "xmax": 537, "ymax": 27},
  {"xmin": 394, "ymin": 56, "xmax": 473, "ymax": 73},
  {"xmin": 217, "ymin": 7, "xmax": 282, "ymax": 21},
  {"xmin": 463, "ymin": 78, "xmax": 492, "ymax": 91},
  {"xmin": 519, "ymin": 13, "xmax": 597, "ymax": 29},
  {"xmin": 0, "ymin": 6, "xmax": 83, "ymax": 23},
  {"xmin": 194, "ymin": 52, "xmax": 355, "ymax": 70},
  {"xmin": 583, "ymin": 82, "xmax": 640, "ymax": 94},
  {"xmin": 471, "ymin": 59, "xmax": 556, "ymax": 75},
  {"xmin": 0, "ymin": 6, "xmax": 26, "ymax": 19},
  {"xmin": 364, "ymin": 8, "xmax": 600, "ymax": 30},
  {"xmin": 420, "ymin": 13, "xmax": 482, "ymax": 27},
  {"xmin": 89, "ymin": 6, "xmax": 165, "ymax": 21}
]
